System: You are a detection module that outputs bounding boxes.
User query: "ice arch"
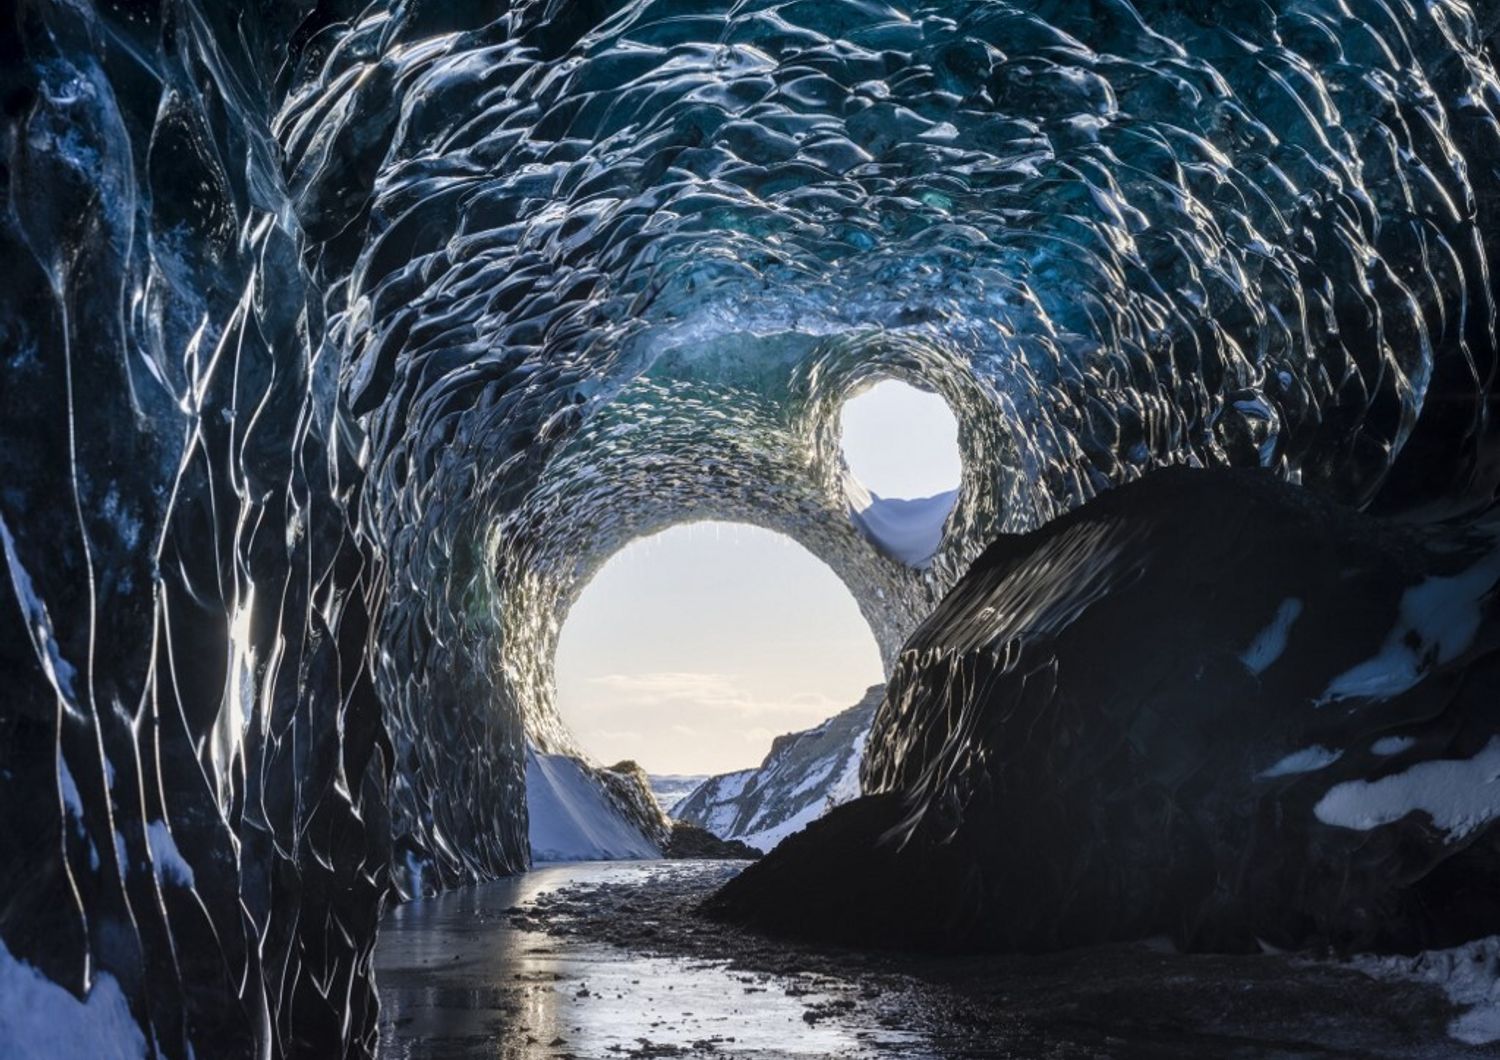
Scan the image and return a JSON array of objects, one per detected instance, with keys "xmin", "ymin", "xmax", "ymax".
[{"xmin": 4, "ymin": 0, "xmax": 1500, "ymax": 1055}]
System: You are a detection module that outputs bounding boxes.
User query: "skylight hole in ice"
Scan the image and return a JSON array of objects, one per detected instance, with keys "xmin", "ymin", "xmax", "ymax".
[
  {"xmin": 837, "ymin": 379, "xmax": 963, "ymax": 567},
  {"xmin": 551, "ymin": 520, "xmax": 883, "ymax": 777}
]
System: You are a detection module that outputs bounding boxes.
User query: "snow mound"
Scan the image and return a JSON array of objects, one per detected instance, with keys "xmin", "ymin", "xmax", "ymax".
[
  {"xmin": 1350, "ymin": 937, "xmax": 1500, "ymax": 1045},
  {"xmin": 845, "ymin": 479, "xmax": 957, "ymax": 567},
  {"xmin": 527, "ymin": 750, "xmax": 661, "ymax": 863}
]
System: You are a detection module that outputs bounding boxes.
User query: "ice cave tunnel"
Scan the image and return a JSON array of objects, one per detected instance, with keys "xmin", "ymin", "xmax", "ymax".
[{"xmin": 5, "ymin": 0, "xmax": 1500, "ymax": 1055}]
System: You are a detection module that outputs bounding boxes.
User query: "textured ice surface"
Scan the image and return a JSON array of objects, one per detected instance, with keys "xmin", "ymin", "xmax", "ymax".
[{"xmin": 6, "ymin": 0, "xmax": 1500, "ymax": 1053}]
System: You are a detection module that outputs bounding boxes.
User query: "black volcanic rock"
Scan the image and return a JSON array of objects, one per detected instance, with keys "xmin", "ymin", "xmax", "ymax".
[
  {"xmin": 710, "ymin": 468, "xmax": 1500, "ymax": 955},
  {"xmin": 664, "ymin": 823, "xmax": 762, "ymax": 860}
]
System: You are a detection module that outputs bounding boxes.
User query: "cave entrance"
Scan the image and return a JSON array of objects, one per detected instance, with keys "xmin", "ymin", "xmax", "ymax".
[
  {"xmin": 549, "ymin": 521, "xmax": 883, "ymax": 853},
  {"xmin": 838, "ymin": 378, "xmax": 962, "ymax": 566}
]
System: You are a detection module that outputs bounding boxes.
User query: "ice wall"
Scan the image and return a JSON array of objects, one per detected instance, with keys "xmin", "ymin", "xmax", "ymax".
[{"xmin": 4, "ymin": 0, "xmax": 1500, "ymax": 1054}]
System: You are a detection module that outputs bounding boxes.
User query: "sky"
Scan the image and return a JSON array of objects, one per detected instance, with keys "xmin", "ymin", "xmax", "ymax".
[
  {"xmin": 553, "ymin": 381, "xmax": 961, "ymax": 775},
  {"xmin": 838, "ymin": 380, "xmax": 962, "ymax": 498}
]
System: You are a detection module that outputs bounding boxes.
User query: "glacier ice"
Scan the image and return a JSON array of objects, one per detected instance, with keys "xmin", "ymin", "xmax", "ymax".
[{"xmin": 4, "ymin": 0, "xmax": 1500, "ymax": 1054}]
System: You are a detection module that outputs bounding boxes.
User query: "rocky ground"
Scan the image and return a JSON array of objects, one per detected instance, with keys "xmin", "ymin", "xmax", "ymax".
[
  {"xmin": 513, "ymin": 861, "xmax": 1499, "ymax": 1060},
  {"xmin": 664, "ymin": 822, "xmax": 762, "ymax": 860}
]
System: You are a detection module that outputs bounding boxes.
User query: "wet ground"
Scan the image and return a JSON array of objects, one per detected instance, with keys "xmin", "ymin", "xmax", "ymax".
[{"xmin": 375, "ymin": 860, "xmax": 1499, "ymax": 1059}]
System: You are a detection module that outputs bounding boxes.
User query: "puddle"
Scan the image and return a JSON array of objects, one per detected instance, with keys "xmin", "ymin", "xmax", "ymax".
[{"xmin": 375, "ymin": 860, "xmax": 931, "ymax": 1058}]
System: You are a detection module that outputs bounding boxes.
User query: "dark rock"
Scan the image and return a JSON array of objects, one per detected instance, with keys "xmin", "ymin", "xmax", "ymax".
[
  {"xmin": 664, "ymin": 823, "xmax": 762, "ymax": 861},
  {"xmin": 711, "ymin": 468, "xmax": 1500, "ymax": 956}
]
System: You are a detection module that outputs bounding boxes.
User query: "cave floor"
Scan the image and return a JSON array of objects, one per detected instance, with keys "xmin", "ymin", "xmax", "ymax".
[{"xmin": 375, "ymin": 860, "xmax": 1496, "ymax": 1060}]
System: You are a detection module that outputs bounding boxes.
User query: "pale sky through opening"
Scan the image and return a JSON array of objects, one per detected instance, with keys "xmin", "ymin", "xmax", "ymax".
[
  {"xmin": 839, "ymin": 380, "xmax": 962, "ymax": 498},
  {"xmin": 554, "ymin": 380, "xmax": 961, "ymax": 775}
]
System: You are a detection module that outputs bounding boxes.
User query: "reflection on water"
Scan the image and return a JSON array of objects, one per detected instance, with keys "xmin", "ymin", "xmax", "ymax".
[{"xmin": 375, "ymin": 860, "xmax": 928, "ymax": 1058}]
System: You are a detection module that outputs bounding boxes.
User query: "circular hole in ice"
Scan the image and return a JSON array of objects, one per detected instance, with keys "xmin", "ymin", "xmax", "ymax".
[
  {"xmin": 553, "ymin": 521, "xmax": 882, "ymax": 781},
  {"xmin": 837, "ymin": 379, "xmax": 961, "ymax": 566}
]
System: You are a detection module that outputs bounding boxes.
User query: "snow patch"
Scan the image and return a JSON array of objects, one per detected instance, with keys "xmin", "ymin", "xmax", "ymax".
[
  {"xmin": 1350, "ymin": 936, "xmax": 1500, "ymax": 1046},
  {"xmin": 1372, "ymin": 735, "xmax": 1417, "ymax": 756},
  {"xmin": 527, "ymin": 749, "xmax": 659, "ymax": 863},
  {"xmin": 846, "ymin": 481, "xmax": 957, "ymax": 567},
  {"xmin": 1319, "ymin": 550, "xmax": 1500, "ymax": 704},
  {"xmin": 1240, "ymin": 598, "xmax": 1303, "ymax": 675},
  {"xmin": 0, "ymin": 514, "xmax": 80, "ymax": 709},
  {"xmin": 737, "ymin": 795, "xmax": 836, "ymax": 853},
  {"xmin": 0, "ymin": 937, "xmax": 146, "ymax": 1059},
  {"xmin": 826, "ymin": 729, "xmax": 866, "ymax": 805},
  {"xmin": 1314, "ymin": 737, "xmax": 1500, "ymax": 840},
  {"xmin": 58, "ymin": 756, "xmax": 84, "ymax": 819},
  {"xmin": 1257, "ymin": 744, "xmax": 1341, "ymax": 779}
]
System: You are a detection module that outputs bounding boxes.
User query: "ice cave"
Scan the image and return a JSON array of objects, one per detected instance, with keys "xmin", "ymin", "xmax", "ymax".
[{"xmin": 3, "ymin": 0, "xmax": 1500, "ymax": 1055}]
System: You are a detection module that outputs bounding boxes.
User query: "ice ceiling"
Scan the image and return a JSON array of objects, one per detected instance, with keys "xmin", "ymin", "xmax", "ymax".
[{"xmin": 4, "ymin": 0, "xmax": 1500, "ymax": 1055}]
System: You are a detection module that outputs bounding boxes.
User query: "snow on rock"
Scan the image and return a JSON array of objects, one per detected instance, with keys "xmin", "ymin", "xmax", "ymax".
[
  {"xmin": 1349, "ymin": 937, "xmax": 1500, "ymax": 1046},
  {"xmin": 1314, "ymin": 737, "xmax": 1500, "ymax": 840},
  {"xmin": 1319, "ymin": 550, "xmax": 1500, "ymax": 704},
  {"xmin": 1240, "ymin": 598, "xmax": 1304, "ymax": 675},
  {"xmin": 719, "ymin": 470, "xmax": 1500, "ymax": 955},
  {"xmin": 526, "ymin": 749, "xmax": 662, "ymax": 863},
  {"xmin": 0, "ymin": 938, "xmax": 146, "ymax": 1060},
  {"xmin": 674, "ymin": 685, "xmax": 881, "ymax": 852},
  {"xmin": 1257, "ymin": 745, "xmax": 1342, "ymax": 779}
]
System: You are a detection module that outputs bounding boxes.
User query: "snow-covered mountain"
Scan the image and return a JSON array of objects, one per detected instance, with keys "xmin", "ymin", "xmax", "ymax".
[
  {"xmin": 648, "ymin": 774, "xmax": 711, "ymax": 815},
  {"xmin": 673, "ymin": 685, "xmax": 883, "ymax": 853}
]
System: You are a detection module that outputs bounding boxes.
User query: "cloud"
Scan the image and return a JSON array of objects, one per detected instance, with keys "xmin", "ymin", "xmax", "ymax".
[
  {"xmin": 579, "ymin": 671, "xmax": 837, "ymax": 722},
  {"xmin": 587, "ymin": 728, "xmax": 643, "ymax": 744},
  {"xmin": 587, "ymin": 671, "xmax": 749, "ymax": 705},
  {"xmin": 564, "ymin": 670, "xmax": 862, "ymax": 771}
]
